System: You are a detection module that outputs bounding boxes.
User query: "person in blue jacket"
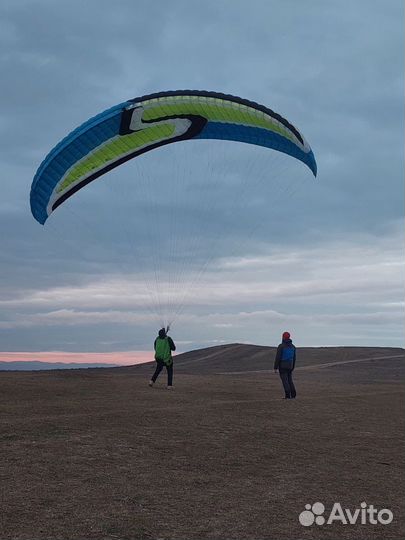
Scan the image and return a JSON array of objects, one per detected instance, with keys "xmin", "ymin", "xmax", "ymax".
[{"xmin": 274, "ymin": 331, "xmax": 296, "ymax": 399}]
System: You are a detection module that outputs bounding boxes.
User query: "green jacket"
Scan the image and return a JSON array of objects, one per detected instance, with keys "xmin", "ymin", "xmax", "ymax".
[{"xmin": 154, "ymin": 336, "xmax": 176, "ymax": 366}]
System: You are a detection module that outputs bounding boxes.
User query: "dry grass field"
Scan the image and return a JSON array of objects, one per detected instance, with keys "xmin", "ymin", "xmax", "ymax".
[{"xmin": 1, "ymin": 344, "xmax": 404, "ymax": 539}]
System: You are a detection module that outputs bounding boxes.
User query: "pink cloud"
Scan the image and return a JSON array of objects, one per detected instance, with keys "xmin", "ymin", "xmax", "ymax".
[{"xmin": 0, "ymin": 351, "xmax": 153, "ymax": 366}]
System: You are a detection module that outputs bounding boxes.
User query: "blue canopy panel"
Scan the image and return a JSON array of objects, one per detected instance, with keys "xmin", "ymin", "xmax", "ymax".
[
  {"xmin": 30, "ymin": 102, "xmax": 128, "ymax": 224},
  {"xmin": 195, "ymin": 122, "xmax": 317, "ymax": 176}
]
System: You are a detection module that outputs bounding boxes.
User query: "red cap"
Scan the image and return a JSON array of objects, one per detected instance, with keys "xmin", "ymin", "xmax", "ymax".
[{"xmin": 282, "ymin": 331, "xmax": 291, "ymax": 340}]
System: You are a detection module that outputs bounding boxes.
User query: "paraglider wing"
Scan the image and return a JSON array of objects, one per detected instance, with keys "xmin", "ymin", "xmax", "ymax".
[{"xmin": 30, "ymin": 90, "xmax": 317, "ymax": 224}]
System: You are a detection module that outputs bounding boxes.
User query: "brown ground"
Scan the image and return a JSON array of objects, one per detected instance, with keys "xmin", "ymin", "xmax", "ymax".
[{"xmin": 0, "ymin": 345, "xmax": 404, "ymax": 540}]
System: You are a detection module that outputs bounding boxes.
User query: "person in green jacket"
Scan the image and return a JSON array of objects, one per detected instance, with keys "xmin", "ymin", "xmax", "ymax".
[{"xmin": 149, "ymin": 327, "xmax": 176, "ymax": 389}]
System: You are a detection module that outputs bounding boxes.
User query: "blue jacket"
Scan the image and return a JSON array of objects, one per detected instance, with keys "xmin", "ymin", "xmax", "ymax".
[{"xmin": 274, "ymin": 339, "xmax": 296, "ymax": 370}]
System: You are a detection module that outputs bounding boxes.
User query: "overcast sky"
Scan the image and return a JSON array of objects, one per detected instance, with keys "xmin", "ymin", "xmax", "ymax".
[{"xmin": 0, "ymin": 0, "xmax": 403, "ymax": 363}]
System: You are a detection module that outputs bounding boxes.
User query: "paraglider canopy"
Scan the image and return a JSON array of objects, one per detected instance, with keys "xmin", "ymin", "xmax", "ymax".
[
  {"xmin": 30, "ymin": 90, "xmax": 317, "ymax": 328},
  {"xmin": 30, "ymin": 90, "xmax": 317, "ymax": 225}
]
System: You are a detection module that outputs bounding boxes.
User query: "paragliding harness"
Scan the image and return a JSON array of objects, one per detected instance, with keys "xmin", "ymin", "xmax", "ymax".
[{"xmin": 154, "ymin": 337, "xmax": 173, "ymax": 366}]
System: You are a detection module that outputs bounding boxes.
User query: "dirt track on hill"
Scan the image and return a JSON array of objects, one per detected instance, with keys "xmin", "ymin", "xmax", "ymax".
[{"xmin": 0, "ymin": 346, "xmax": 404, "ymax": 539}]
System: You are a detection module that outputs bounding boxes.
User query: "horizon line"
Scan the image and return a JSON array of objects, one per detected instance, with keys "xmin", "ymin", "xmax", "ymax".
[{"xmin": 0, "ymin": 351, "xmax": 154, "ymax": 366}]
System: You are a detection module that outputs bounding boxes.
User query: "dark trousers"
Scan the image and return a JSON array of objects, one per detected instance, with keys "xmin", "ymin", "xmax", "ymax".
[
  {"xmin": 151, "ymin": 360, "xmax": 173, "ymax": 386},
  {"xmin": 279, "ymin": 368, "xmax": 296, "ymax": 398}
]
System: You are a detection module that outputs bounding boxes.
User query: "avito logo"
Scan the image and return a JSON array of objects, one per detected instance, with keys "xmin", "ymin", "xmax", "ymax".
[{"xmin": 299, "ymin": 502, "xmax": 393, "ymax": 526}]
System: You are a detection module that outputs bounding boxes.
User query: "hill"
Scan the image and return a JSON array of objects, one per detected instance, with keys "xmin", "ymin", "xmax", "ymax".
[
  {"xmin": 131, "ymin": 342, "xmax": 404, "ymax": 375},
  {"xmin": 0, "ymin": 360, "xmax": 119, "ymax": 371}
]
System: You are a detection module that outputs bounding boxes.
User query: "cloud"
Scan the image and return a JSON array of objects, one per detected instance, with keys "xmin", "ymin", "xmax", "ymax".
[{"xmin": 0, "ymin": 226, "xmax": 403, "ymax": 349}]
